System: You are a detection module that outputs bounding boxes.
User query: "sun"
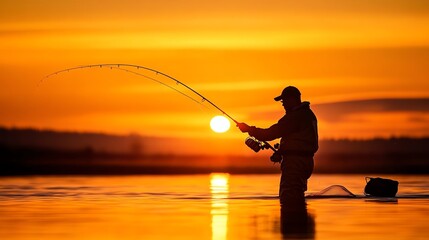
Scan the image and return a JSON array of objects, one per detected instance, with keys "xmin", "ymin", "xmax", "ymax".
[{"xmin": 210, "ymin": 115, "xmax": 230, "ymax": 133}]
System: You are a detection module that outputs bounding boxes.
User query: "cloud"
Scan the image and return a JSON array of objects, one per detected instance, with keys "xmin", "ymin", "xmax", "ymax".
[{"xmin": 312, "ymin": 98, "xmax": 429, "ymax": 122}]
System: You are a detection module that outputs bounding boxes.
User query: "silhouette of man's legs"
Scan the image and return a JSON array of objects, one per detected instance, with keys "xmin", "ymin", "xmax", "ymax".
[{"xmin": 279, "ymin": 156, "xmax": 313, "ymax": 206}]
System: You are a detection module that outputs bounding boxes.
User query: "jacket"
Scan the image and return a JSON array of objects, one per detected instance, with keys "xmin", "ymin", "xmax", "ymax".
[{"xmin": 248, "ymin": 101, "xmax": 318, "ymax": 156}]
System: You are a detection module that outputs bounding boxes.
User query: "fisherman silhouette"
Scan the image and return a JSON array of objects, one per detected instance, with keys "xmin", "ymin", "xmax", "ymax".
[{"xmin": 237, "ymin": 86, "xmax": 318, "ymax": 205}]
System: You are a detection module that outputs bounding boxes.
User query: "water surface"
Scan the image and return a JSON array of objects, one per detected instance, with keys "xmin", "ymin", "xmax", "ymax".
[{"xmin": 0, "ymin": 174, "xmax": 428, "ymax": 239}]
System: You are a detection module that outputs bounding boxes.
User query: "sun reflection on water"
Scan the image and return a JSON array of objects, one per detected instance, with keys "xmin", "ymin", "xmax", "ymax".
[{"xmin": 210, "ymin": 173, "xmax": 229, "ymax": 240}]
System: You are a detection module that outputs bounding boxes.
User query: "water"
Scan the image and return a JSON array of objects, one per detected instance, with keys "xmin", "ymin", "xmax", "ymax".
[{"xmin": 0, "ymin": 174, "xmax": 428, "ymax": 240}]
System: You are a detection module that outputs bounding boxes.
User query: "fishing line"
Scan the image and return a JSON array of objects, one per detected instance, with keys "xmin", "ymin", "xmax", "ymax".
[
  {"xmin": 44, "ymin": 64, "xmax": 238, "ymax": 123},
  {"xmin": 110, "ymin": 66, "xmax": 208, "ymax": 109},
  {"xmin": 44, "ymin": 63, "xmax": 277, "ymax": 152}
]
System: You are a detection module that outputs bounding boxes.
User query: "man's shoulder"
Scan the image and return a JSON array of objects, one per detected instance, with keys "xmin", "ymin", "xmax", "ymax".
[
  {"xmin": 278, "ymin": 114, "xmax": 288, "ymax": 123},
  {"xmin": 285, "ymin": 105, "xmax": 316, "ymax": 121}
]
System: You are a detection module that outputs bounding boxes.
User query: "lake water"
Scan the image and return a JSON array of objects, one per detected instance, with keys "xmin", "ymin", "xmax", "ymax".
[{"xmin": 0, "ymin": 174, "xmax": 428, "ymax": 240}]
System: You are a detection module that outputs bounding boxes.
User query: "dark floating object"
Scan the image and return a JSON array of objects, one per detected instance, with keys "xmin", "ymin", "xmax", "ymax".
[{"xmin": 364, "ymin": 177, "xmax": 399, "ymax": 197}]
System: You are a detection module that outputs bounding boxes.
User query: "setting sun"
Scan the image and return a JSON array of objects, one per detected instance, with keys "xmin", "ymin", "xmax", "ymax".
[{"xmin": 210, "ymin": 116, "xmax": 230, "ymax": 133}]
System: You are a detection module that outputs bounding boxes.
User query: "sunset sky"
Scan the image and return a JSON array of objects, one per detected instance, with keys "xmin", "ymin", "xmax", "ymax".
[{"xmin": 1, "ymin": 0, "xmax": 429, "ymax": 154}]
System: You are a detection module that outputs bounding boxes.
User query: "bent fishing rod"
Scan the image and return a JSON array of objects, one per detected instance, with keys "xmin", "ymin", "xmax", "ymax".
[{"xmin": 44, "ymin": 63, "xmax": 277, "ymax": 152}]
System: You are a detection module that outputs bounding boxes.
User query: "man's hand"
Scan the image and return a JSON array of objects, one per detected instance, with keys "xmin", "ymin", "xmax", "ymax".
[
  {"xmin": 270, "ymin": 151, "xmax": 283, "ymax": 163},
  {"xmin": 237, "ymin": 122, "xmax": 251, "ymax": 133}
]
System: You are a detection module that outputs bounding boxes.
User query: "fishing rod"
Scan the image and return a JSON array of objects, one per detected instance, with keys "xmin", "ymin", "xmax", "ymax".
[
  {"xmin": 44, "ymin": 63, "xmax": 277, "ymax": 152},
  {"xmin": 45, "ymin": 64, "xmax": 237, "ymax": 123},
  {"xmin": 111, "ymin": 66, "xmax": 207, "ymax": 108}
]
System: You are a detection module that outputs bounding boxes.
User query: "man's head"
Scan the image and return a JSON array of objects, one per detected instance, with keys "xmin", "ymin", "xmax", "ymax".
[{"xmin": 274, "ymin": 86, "xmax": 302, "ymax": 110}]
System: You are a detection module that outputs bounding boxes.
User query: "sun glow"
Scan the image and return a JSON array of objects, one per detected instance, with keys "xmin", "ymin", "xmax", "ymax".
[{"xmin": 210, "ymin": 116, "xmax": 230, "ymax": 133}]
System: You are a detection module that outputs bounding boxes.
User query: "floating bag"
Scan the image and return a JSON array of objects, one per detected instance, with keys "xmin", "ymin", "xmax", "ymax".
[{"xmin": 364, "ymin": 177, "xmax": 399, "ymax": 197}]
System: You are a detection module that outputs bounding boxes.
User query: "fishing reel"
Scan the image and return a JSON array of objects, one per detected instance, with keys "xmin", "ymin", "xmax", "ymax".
[
  {"xmin": 245, "ymin": 137, "xmax": 283, "ymax": 163},
  {"xmin": 245, "ymin": 137, "xmax": 270, "ymax": 152}
]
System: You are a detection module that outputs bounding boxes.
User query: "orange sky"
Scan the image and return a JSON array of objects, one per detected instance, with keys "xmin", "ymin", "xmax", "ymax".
[{"xmin": 1, "ymin": 0, "xmax": 429, "ymax": 154}]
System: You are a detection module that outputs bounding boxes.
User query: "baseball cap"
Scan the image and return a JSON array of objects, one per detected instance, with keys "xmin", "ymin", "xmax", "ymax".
[{"xmin": 274, "ymin": 86, "xmax": 301, "ymax": 101}]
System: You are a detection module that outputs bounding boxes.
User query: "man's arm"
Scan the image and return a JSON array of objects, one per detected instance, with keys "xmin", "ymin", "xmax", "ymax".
[{"xmin": 237, "ymin": 122, "xmax": 282, "ymax": 141}]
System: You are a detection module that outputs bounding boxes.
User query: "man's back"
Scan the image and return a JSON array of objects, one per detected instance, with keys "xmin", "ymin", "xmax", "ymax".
[{"xmin": 277, "ymin": 101, "xmax": 318, "ymax": 155}]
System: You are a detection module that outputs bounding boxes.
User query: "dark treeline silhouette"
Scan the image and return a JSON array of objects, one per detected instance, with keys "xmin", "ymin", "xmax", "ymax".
[
  {"xmin": 316, "ymin": 138, "xmax": 429, "ymax": 173},
  {"xmin": 1, "ymin": 127, "xmax": 428, "ymax": 175},
  {"xmin": 0, "ymin": 127, "xmax": 144, "ymax": 154}
]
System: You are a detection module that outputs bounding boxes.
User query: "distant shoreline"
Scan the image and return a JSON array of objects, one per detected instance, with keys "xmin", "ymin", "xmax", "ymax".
[
  {"xmin": 1, "ymin": 127, "xmax": 429, "ymax": 175},
  {"xmin": 1, "ymin": 150, "xmax": 428, "ymax": 175}
]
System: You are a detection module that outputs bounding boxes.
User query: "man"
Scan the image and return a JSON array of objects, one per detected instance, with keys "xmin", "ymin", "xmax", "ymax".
[{"xmin": 237, "ymin": 86, "xmax": 318, "ymax": 205}]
